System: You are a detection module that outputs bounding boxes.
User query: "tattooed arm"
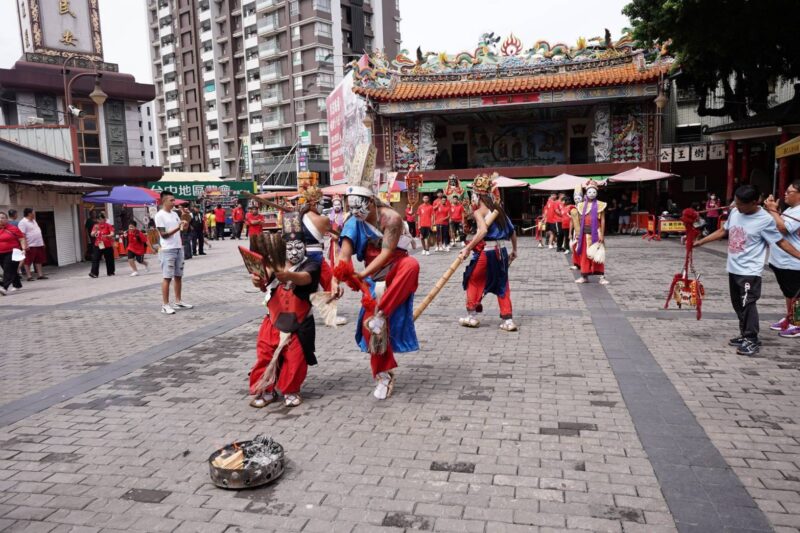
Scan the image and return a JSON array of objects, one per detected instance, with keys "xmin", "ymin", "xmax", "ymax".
[{"xmin": 358, "ymin": 208, "xmax": 402, "ymax": 280}]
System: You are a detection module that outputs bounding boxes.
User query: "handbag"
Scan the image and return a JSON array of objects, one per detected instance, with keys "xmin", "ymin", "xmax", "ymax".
[{"xmin": 11, "ymin": 248, "xmax": 25, "ymax": 262}]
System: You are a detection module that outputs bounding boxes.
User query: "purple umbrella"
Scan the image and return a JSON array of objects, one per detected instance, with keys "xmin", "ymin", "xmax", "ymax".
[{"xmin": 83, "ymin": 186, "xmax": 159, "ymax": 205}]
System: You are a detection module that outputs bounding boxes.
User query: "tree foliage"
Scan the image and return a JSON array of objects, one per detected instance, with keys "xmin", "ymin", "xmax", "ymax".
[{"xmin": 623, "ymin": 0, "xmax": 800, "ymax": 121}]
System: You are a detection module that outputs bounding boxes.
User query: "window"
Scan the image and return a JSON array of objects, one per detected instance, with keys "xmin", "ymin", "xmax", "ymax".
[
  {"xmin": 74, "ymin": 100, "xmax": 101, "ymax": 164},
  {"xmin": 292, "ymin": 26, "xmax": 301, "ymax": 40},
  {"xmin": 396, "ymin": 21, "xmax": 401, "ymax": 33},
  {"xmin": 295, "ymin": 100, "xmax": 305, "ymax": 115},
  {"xmin": 364, "ymin": 13, "xmax": 372, "ymax": 30},
  {"xmin": 318, "ymin": 122, "xmax": 328, "ymax": 136},
  {"xmin": 315, "ymin": 48, "xmax": 331, "ymax": 63},
  {"xmin": 289, "ymin": 0, "xmax": 299, "ymax": 15},
  {"xmin": 294, "ymin": 75, "xmax": 303, "ymax": 91},
  {"xmin": 314, "ymin": 22, "xmax": 332, "ymax": 38},
  {"xmin": 317, "ymin": 73, "xmax": 333, "ymax": 88},
  {"xmin": 293, "ymin": 51, "xmax": 302, "ymax": 66},
  {"xmin": 317, "ymin": 98, "xmax": 326, "ymax": 112},
  {"xmin": 364, "ymin": 36, "xmax": 373, "ymax": 52},
  {"xmin": 313, "ymin": 0, "xmax": 331, "ymax": 12}
]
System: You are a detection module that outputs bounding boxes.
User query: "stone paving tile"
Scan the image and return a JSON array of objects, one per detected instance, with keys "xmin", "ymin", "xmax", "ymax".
[{"xmin": 0, "ymin": 237, "xmax": 680, "ymax": 532}]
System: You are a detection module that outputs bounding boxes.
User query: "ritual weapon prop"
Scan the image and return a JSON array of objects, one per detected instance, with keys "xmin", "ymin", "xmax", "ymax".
[
  {"xmin": 664, "ymin": 208, "xmax": 705, "ymax": 320},
  {"xmin": 243, "ymin": 191, "xmax": 295, "ymax": 212},
  {"xmin": 412, "ymin": 209, "xmax": 500, "ymax": 321}
]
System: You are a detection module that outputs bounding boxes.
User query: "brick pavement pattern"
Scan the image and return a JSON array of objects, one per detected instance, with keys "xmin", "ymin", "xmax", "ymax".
[{"xmin": 0, "ymin": 236, "xmax": 796, "ymax": 532}]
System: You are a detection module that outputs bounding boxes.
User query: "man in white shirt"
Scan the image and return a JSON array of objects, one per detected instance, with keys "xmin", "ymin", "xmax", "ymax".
[
  {"xmin": 18, "ymin": 208, "xmax": 48, "ymax": 281},
  {"xmin": 155, "ymin": 191, "xmax": 193, "ymax": 314}
]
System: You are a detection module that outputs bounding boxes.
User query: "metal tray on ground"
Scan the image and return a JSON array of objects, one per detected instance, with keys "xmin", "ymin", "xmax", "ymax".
[{"xmin": 208, "ymin": 440, "xmax": 285, "ymax": 490}]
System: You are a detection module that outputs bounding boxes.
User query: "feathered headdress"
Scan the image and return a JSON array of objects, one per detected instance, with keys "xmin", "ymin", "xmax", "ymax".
[
  {"xmin": 472, "ymin": 172, "xmax": 500, "ymax": 200},
  {"xmin": 346, "ymin": 144, "xmax": 377, "ymax": 198},
  {"xmin": 584, "ymin": 179, "xmax": 603, "ymax": 192},
  {"xmin": 282, "ymin": 214, "xmax": 303, "ymax": 242},
  {"xmin": 298, "ymin": 183, "xmax": 323, "ymax": 205}
]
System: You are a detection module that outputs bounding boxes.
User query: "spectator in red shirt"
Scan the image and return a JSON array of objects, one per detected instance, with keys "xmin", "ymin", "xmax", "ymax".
[
  {"xmin": 543, "ymin": 193, "xmax": 561, "ymax": 249},
  {"xmin": 449, "ymin": 197, "xmax": 466, "ymax": 247},
  {"xmin": 245, "ymin": 206, "xmax": 266, "ymax": 247},
  {"xmin": 213, "ymin": 204, "xmax": 227, "ymax": 240},
  {"xmin": 126, "ymin": 221, "xmax": 150, "ymax": 276},
  {"xmin": 405, "ymin": 205, "xmax": 416, "ymax": 238},
  {"xmin": 232, "ymin": 204, "xmax": 245, "ymax": 240},
  {"xmin": 559, "ymin": 196, "xmax": 573, "ymax": 255},
  {"xmin": 89, "ymin": 212, "xmax": 116, "ymax": 278},
  {"xmin": 434, "ymin": 192, "xmax": 451, "ymax": 252},
  {"xmin": 0, "ymin": 212, "xmax": 27, "ymax": 295},
  {"xmin": 416, "ymin": 195, "xmax": 434, "ymax": 255},
  {"xmin": 554, "ymin": 193, "xmax": 568, "ymax": 252}
]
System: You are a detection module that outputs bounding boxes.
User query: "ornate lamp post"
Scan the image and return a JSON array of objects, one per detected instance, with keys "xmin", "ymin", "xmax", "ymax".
[{"xmin": 61, "ymin": 54, "xmax": 108, "ymax": 173}]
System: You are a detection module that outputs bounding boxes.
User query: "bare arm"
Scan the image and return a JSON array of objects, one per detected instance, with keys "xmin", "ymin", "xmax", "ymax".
[
  {"xmin": 19, "ymin": 237, "xmax": 28, "ymax": 251},
  {"xmin": 275, "ymin": 270, "xmax": 312, "ymax": 286},
  {"xmin": 695, "ymin": 226, "xmax": 728, "ymax": 247},
  {"xmin": 599, "ymin": 211, "xmax": 606, "ymax": 243},
  {"xmin": 459, "ymin": 206, "xmax": 489, "ymax": 260},
  {"xmin": 358, "ymin": 212, "xmax": 402, "ymax": 279},
  {"xmin": 777, "ymin": 239, "xmax": 800, "ymax": 260},
  {"xmin": 764, "ymin": 197, "xmax": 788, "ymax": 234}
]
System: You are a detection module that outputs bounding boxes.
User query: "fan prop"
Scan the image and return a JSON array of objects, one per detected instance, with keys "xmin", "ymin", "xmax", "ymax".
[{"xmin": 663, "ymin": 208, "xmax": 705, "ymax": 320}]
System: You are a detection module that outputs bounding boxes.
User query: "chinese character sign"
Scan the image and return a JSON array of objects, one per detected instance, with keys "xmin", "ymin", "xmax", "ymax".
[
  {"xmin": 674, "ymin": 146, "xmax": 690, "ymax": 162},
  {"xmin": 691, "ymin": 145, "xmax": 707, "ymax": 161},
  {"xmin": 23, "ymin": 0, "xmax": 102, "ymax": 59},
  {"xmin": 708, "ymin": 144, "xmax": 726, "ymax": 160},
  {"xmin": 326, "ymin": 72, "xmax": 371, "ymax": 185},
  {"xmin": 659, "ymin": 147, "xmax": 673, "ymax": 163}
]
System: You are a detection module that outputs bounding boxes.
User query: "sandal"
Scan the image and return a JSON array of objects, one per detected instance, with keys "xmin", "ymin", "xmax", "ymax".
[
  {"xmin": 37, "ymin": 275, "xmax": 48, "ymax": 280},
  {"xmin": 26, "ymin": 277, "xmax": 34, "ymax": 282},
  {"xmin": 499, "ymin": 320, "xmax": 518, "ymax": 332},
  {"xmin": 575, "ymin": 278, "xmax": 587, "ymax": 284},
  {"xmin": 373, "ymin": 371, "xmax": 396, "ymax": 400},
  {"xmin": 284, "ymin": 394, "xmax": 302, "ymax": 407},
  {"xmin": 249, "ymin": 391, "xmax": 278, "ymax": 408},
  {"xmin": 459, "ymin": 316, "xmax": 480, "ymax": 328},
  {"xmin": 599, "ymin": 278, "xmax": 610, "ymax": 285}
]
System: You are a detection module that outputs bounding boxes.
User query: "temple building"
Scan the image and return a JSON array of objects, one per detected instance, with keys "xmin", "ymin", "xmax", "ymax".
[{"xmin": 344, "ymin": 32, "xmax": 673, "ymax": 218}]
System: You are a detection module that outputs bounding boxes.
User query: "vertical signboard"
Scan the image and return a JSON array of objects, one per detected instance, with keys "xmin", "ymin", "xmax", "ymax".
[
  {"xmin": 326, "ymin": 71, "xmax": 370, "ymax": 185},
  {"xmin": 19, "ymin": 0, "xmax": 104, "ymax": 61}
]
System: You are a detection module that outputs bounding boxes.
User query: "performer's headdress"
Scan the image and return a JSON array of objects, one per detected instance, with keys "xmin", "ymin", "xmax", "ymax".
[
  {"xmin": 331, "ymin": 194, "xmax": 342, "ymax": 204},
  {"xmin": 345, "ymin": 144, "xmax": 377, "ymax": 198},
  {"xmin": 472, "ymin": 172, "xmax": 499, "ymax": 198},
  {"xmin": 573, "ymin": 185, "xmax": 583, "ymax": 200},
  {"xmin": 281, "ymin": 214, "xmax": 303, "ymax": 242},
  {"xmin": 584, "ymin": 179, "xmax": 603, "ymax": 192},
  {"xmin": 298, "ymin": 183, "xmax": 323, "ymax": 206}
]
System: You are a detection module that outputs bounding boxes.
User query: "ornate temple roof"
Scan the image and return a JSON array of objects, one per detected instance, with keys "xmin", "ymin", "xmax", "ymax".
[{"xmin": 350, "ymin": 32, "xmax": 673, "ymax": 103}]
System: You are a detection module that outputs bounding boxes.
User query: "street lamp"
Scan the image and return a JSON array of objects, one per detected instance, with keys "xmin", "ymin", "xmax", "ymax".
[{"xmin": 62, "ymin": 54, "xmax": 108, "ymax": 126}]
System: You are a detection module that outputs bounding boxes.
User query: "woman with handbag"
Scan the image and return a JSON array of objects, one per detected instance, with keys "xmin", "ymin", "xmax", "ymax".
[{"xmin": 0, "ymin": 212, "xmax": 27, "ymax": 295}]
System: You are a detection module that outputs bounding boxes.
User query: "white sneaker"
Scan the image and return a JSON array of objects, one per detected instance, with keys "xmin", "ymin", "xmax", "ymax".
[
  {"xmin": 161, "ymin": 304, "xmax": 176, "ymax": 315},
  {"xmin": 0, "ymin": 287, "xmax": 6, "ymax": 296},
  {"xmin": 537, "ymin": 242, "xmax": 543, "ymax": 248},
  {"xmin": 130, "ymin": 271, "xmax": 139, "ymax": 277},
  {"xmin": 172, "ymin": 301, "xmax": 194, "ymax": 310},
  {"xmin": 445, "ymin": 246, "xmax": 450, "ymax": 252},
  {"xmin": 9, "ymin": 287, "xmax": 18, "ymax": 292},
  {"xmin": 548, "ymin": 244, "xmax": 554, "ymax": 249},
  {"xmin": 145, "ymin": 265, "xmax": 150, "ymax": 273},
  {"xmin": 373, "ymin": 372, "xmax": 395, "ymax": 400},
  {"xmin": 563, "ymin": 249, "xmax": 569, "ymax": 255},
  {"xmin": 335, "ymin": 316, "xmax": 348, "ymax": 326},
  {"xmin": 461, "ymin": 242, "xmax": 466, "ymax": 248},
  {"xmin": 499, "ymin": 319, "xmax": 518, "ymax": 332}
]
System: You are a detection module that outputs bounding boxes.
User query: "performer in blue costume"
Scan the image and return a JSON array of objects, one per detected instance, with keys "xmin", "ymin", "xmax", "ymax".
[
  {"xmin": 458, "ymin": 173, "xmax": 519, "ymax": 331},
  {"xmin": 332, "ymin": 145, "xmax": 419, "ymax": 400}
]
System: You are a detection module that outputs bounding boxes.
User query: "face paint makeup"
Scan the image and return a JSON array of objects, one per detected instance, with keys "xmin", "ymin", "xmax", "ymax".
[
  {"xmin": 333, "ymin": 201, "xmax": 342, "ymax": 213},
  {"xmin": 574, "ymin": 194, "xmax": 583, "ymax": 203},
  {"xmin": 285, "ymin": 240, "xmax": 306, "ymax": 265},
  {"xmin": 347, "ymin": 195, "xmax": 371, "ymax": 220},
  {"xmin": 586, "ymin": 188, "xmax": 598, "ymax": 200}
]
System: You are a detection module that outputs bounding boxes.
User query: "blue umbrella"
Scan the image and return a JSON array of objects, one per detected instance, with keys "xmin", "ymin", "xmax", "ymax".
[{"xmin": 83, "ymin": 186, "xmax": 159, "ymax": 205}]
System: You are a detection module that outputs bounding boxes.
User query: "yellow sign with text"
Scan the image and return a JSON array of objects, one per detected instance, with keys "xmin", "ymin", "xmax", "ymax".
[
  {"xmin": 660, "ymin": 220, "xmax": 686, "ymax": 233},
  {"xmin": 776, "ymin": 136, "xmax": 800, "ymax": 159}
]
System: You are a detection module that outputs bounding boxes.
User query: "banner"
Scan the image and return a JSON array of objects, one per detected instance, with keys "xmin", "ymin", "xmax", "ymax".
[
  {"xmin": 326, "ymin": 71, "xmax": 371, "ymax": 185},
  {"xmin": 147, "ymin": 181, "xmax": 256, "ymax": 200}
]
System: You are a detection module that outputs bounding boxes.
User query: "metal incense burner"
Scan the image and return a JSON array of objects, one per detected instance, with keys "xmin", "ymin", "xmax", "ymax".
[{"xmin": 208, "ymin": 435, "xmax": 285, "ymax": 490}]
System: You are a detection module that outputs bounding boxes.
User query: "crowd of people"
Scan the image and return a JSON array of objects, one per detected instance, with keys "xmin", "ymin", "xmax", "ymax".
[
  {"xmin": 404, "ymin": 189, "xmax": 467, "ymax": 256},
  {"xmin": 0, "ymin": 207, "xmax": 49, "ymax": 296}
]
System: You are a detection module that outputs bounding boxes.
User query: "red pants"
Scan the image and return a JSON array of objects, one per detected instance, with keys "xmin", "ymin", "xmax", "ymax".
[
  {"xmin": 250, "ymin": 316, "xmax": 307, "ymax": 395},
  {"xmin": 571, "ymin": 241, "xmax": 580, "ymax": 267},
  {"xmin": 362, "ymin": 255, "xmax": 419, "ymax": 377},
  {"xmin": 575, "ymin": 235, "xmax": 604, "ymax": 276},
  {"xmin": 466, "ymin": 250, "xmax": 513, "ymax": 319},
  {"xmin": 319, "ymin": 259, "xmax": 332, "ymax": 292}
]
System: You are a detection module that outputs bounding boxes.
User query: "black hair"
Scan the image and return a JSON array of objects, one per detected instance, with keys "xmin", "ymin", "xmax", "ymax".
[
  {"xmin": 436, "ymin": 189, "xmax": 443, "ymax": 194},
  {"xmin": 789, "ymin": 179, "xmax": 800, "ymax": 192},
  {"xmin": 217, "ymin": 204, "xmax": 222, "ymax": 209},
  {"xmin": 97, "ymin": 212, "xmax": 106, "ymax": 219},
  {"xmin": 477, "ymin": 193, "xmax": 510, "ymax": 230},
  {"xmin": 734, "ymin": 184, "xmax": 760, "ymax": 204},
  {"xmin": 23, "ymin": 207, "xmax": 33, "ymax": 217},
  {"xmin": 129, "ymin": 220, "xmax": 137, "ymax": 227},
  {"xmin": 8, "ymin": 209, "xmax": 17, "ymax": 217},
  {"xmin": 160, "ymin": 190, "xmax": 174, "ymax": 199}
]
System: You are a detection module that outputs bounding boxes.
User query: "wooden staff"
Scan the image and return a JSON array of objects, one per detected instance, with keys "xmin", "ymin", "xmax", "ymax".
[
  {"xmin": 413, "ymin": 209, "xmax": 500, "ymax": 321},
  {"xmin": 243, "ymin": 191, "xmax": 295, "ymax": 212}
]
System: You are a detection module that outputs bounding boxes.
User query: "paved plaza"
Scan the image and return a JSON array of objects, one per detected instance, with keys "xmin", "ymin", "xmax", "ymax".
[{"xmin": 0, "ymin": 236, "xmax": 798, "ymax": 533}]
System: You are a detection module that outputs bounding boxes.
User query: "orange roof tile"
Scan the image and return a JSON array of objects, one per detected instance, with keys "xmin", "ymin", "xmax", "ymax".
[{"xmin": 354, "ymin": 62, "xmax": 671, "ymax": 103}]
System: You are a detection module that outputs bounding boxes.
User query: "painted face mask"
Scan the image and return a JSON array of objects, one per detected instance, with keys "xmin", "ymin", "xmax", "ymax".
[
  {"xmin": 347, "ymin": 195, "xmax": 371, "ymax": 220},
  {"xmin": 574, "ymin": 194, "xmax": 583, "ymax": 204},
  {"xmin": 333, "ymin": 201, "xmax": 342, "ymax": 213},
  {"xmin": 585, "ymin": 188, "xmax": 598, "ymax": 200},
  {"xmin": 285, "ymin": 240, "xmax": 306, "ymax": 265}
]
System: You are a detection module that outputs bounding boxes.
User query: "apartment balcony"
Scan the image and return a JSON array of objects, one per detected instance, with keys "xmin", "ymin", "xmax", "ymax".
[
  {"xmin": 199, "ymin": 9, "xmax": 211, "ymax": 22},
  {"xmin": 168, "ymin": 154, "xmax": 183, "ymax": 164},
  {"xmin": 207, "ymin": 129, "xmax": 220, "ymax": 140},
  {"xmin": 263, "ymin": 92, "xmax": 279, "ymax": 105},
  {"xmin": 158, "ymin": 6, "xmax": 171, "ymax": 19},
  {"xmin": 201, "ymin": 49, "xmax": 214, "ymax": 63},
  {"xmin": 250, "ymin": 122, "xmax": 263, "ymax": 133},
  {"xmin": 159, "ymin": 25, "xmax": 173, "ymax": 38},
  {"xmin": 161, "ymin": 43, "xmax": 174, "ymax": 56},
  {"xmin": 167, "ymin": 136, "xmax": 182, "ymax": 147},
  {"xmin": 245, "ymin": 57, "xmax": 260, "ymax": 71},
  {"xmin": 164, "ymin": 81, "xmax": 178, "ymax": 93},
  {"xmin": 263, "ymin": 114, "xmax": 280, "ymax": 128},
  {"xmin": 165, "ymin": 99, "xmax": 179, "ymax": 111},
  {"xmin": 251, "ymin": 142, "xmax": 265, "ymax": 151},
  {"xmin": 256, "ymin": 0, "xmax": 284, "ymax": 12},
  {"xmin": 248, "ymin": 100, "xmax": 263, "ymax": 113},
  {"xmin": 200, "ymin": 30, "xmax": 213, "ymax": 43},
  {"xmin": 204, "ymin": 90, "xmax": 217, "ymax": 101},
  {"xmin": 260, "ymin": 66, "xmax": 281, "ymax": 81},
  {"xmin": 243, "ymin": 14, "xmax": 257, "ymax": 27},
  {"xmin": 216, "ymin": 35, "xmax": 229, "ymax": 45},
  {"xmin": 244, "ymin": 35, "xmax": 259, "ymax": 49},
  {"xmin": 209, "ymin": 148, "xmax": 221, "ymax": 160},
  {"xmin": 203, "ymin": 69, "xmax": 216, "ymax": 82},
  {"xmin": 264, "ymin": 135, "xmax": 283, "ymax": 148},
  {"xmin": 166, "ymin": 117, "xmax": 181, "ymax": 129},
  {"xmin": 214, "ymin": 14, "xmax": 227, "ymax": 24},
  {"xmin": 162, "ymin": 62, "xmax": 176, "ymax": 75},
  {"xmin": 257, "ymin": 17, "xmax": 279, "ymax": 35},
  {"xmin": 246, "ymin": 79, "xmax": 261, "ymax": 92}
]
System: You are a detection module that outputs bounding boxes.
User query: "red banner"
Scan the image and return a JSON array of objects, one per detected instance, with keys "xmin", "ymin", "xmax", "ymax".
[{"xmin": 326, "ymin": 82, "xmax": 345, "ymax": 184}]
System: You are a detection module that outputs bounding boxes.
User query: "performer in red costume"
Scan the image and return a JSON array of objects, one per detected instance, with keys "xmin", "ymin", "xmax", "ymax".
[
  {"xmin": 458, "ymin": 173, "xmax": 519, "ymax": 331},
  {"xmin": 332, "ymin": 145, "xmax": 419, "ymax": 400},
  {"xmin": 249, "ymin": 218, "xmax": 320, "ymax": 408},
  {"xmin": 574, "ymin": 181, "xmax": 608, "ymax": 284}
]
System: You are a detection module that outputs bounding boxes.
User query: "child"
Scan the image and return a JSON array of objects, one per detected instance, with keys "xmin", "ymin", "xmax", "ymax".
[
  {"xmin": 126, "ymin": 221, "xmax": 150, "ymax": 276},
  {"xmin": 695, "ymin": 185, "xmax": 800, "ymax": 356}
]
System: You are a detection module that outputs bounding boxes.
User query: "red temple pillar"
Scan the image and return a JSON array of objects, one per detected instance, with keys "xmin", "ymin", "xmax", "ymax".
[
  {"xmin": 726, "ymin": 140, "xmax": 737, "ymax": 201},
  {"xmin": 778, "ymin": 131, "xmax": 790, "ymax": 195},
  {"xmin": 740, "ymin": 142, "xmax": 750, "ymax": 184}
]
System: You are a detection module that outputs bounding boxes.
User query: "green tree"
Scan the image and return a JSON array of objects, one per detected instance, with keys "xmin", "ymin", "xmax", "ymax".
[{"xmin": 623, "ymin": 0, "xmax": 800, "ymax": 121}]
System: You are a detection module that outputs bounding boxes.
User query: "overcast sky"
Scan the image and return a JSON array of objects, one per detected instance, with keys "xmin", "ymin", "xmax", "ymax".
[{"xmin": 0, "ymin": 0, "xmax": 631, "ymax": 84}]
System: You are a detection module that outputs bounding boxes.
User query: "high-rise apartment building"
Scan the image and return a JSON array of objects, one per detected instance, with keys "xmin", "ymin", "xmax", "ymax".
[
  {"xmin": 138, "ymin": 102, "xmax": 161, "ymax": 167},
  {"xmin": 146, "ymin": 0, "xmax": 401, "ymax": 181}
]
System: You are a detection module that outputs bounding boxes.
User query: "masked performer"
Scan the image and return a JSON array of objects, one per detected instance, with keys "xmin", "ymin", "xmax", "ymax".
[
  {"xmin": 458, "ymin": 173, "xmax": 519, "ymax": 331},
  {"xmin": 333, "ymin": 145, "xmax": 419, "ymax": 400},
  {"xmin": 574, "ymin": 181, "xmax": 608, "ymax": 284},
  {"xmin": 328, "ymin": 195, "xmax": 346, "ymax": 232},
  {"xmin": 249, "ymin": 218, "xmax": 320, "ymax": 408},
  {"xmin": 568, "ymin": 187, "xmax": 583, "ymax": 270}
]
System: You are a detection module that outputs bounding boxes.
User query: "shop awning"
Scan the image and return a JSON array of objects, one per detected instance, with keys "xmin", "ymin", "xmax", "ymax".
[{"xmin": 776, "ymin": 135, "xmax": 800, "ymax": 159}]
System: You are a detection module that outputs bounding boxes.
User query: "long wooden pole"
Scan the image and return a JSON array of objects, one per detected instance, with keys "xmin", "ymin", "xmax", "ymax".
[
  {"xmin": 243, "ymin": 191, "xmax": 295, "ymax": 212},
  {"xmin": 413, "ymin": 209, "xmax": 500, "ymax": 321}
]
